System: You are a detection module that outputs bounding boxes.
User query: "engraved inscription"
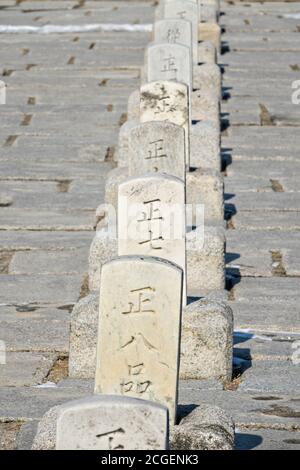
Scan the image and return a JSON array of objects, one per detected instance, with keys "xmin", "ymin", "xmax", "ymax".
[
  {"xmin": 161, "ymin": 54, "xmax": 178, "ymax": 78},
  {"xmin": 96, "ymin": 428, "xmax": 125, "ymax": 450},
  {"xmin": 120, "ymin": 362, "xmax": 152, "ymax": 395},
  {"xmin": 146, "ymin": 139, "xmax": 167, "ymax": 161},
  {"xmin": 138, "ymin": 199, "xmax": 164, "ymax": 249},
  {"xmin": 167, "ymin": 28, "xmax": 180, "ymax": 43},
  {"xmin": 121, "ymin": 286, "xmax": 155, "ymax": 314},
  {"xmin": 176, "ymin": 10, "xmax": 186, "ymax": 19}
]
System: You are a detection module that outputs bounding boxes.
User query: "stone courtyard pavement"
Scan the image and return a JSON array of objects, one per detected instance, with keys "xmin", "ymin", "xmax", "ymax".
[{"xmin": 0, "ymin": 0, "xmax": 299, "ymax": 450}]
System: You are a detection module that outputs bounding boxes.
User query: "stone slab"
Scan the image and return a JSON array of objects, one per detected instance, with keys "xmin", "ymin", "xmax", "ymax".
[{"xmin": 56, "ymin": 395, "xmax": 168, "ymax": 450}]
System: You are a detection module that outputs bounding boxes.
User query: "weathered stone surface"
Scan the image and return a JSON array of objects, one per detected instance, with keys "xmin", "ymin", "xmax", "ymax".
[
  {"xmin": 186, "ymin": 169, "xmax": 224, "ymax": 223},
  {"xmin": 56, "ymin": 395, "xmax": 169, "ymax": 450},
  {"xmin": 0, "ymin": 80, "xmax": 5, "ymax": 105},
  {"xmin": 88, "ymin": 222, "xmax": 224, "ymax": 298},
  {"xmin": 118, "ymin": 175, "xmax": 186, "ymax": 300},
  {"xmin": 31, "ymin": 397, "xmax": 234, "ymax": 451},
  {"xmin": 117, "ymin": 119, "xmax": 139, "ymax": 168},
  {"xmin": 0, "ymin": 352, "xmax": 56, "ymax": 387},
  {"xmin": 9, "ymin": 249, "xmax": 88, "ymax": 275},
  {"xmin": 154, "ymin": 18, "xmax": 196, "ymax": 65},
  {"xmin": 193, "ymin": 63, "xmax": 221, "ymax": 99},
  {"xmin": 140, "ymin": 81, "xmax": 190, "ymax": 167},
  {"xmin": 0, "ymin": 307, "xmax": 69, "ymax": 353},
  {"xmin": 171, "ymin": 404, "xmax": 234, "ymax": 450},
  {"xmin": 234, "ymin": 330, "xmax": 299, "ymax": 362},
  {"xmin": 88, "ymin": 227, "xmax": 117, "ymax": 292},
  {"xmin": 94, "ymin": 257, "xmax": 183, "ymax": 424},
  {"xmin": 105, "ymin": 166, "xmax": 128, "ymax": 209},
  {"xmin": 0, "ymin": 274, "xmax": 82, "ymax": 305},
  {"xmin": 180, "ymin": 299, "xmax": 233, "ymax": 382},
  {"xmin": 105, "ymin": 167, "xmax": 223, "ymax": 223},
  {"xmin": 235, "ymin": 428, "xmax": 300, "ymax": 451},
  {"xmin": 198, "ymin": 22, "xmax": 221, "ymax": 51},
  {"xmin": 0, "ymin": 193, "xmax": 13, "ymax": 207},
  {"xmin": 192, "ymin": 89, "xmax": 220, "ymax": 126},
  {"xmin": 128, "ymin": 121, "xmax": 186, "ymax": 179},
  {"xmin": 190, "ymin": 121, "xmax": 220, "ymax": 170},
  {"xmin": 32, "ymin": 405, "xmax": 60, "ymax": 450},
  {"xmin": 127, "ymin": 89, "xmax": 140, "ymax": 121},
  {"xmin": 145, "ymin": 43, "xmax": 192, "ymax": 119},
  {"xmin": 238, "ymin": 360, "xmax": 300, "ymax": 395},
  {"xmin": 187, "ymin": 225, "xmax": 225, "ymax": 293},
  {"xmin": 67, "ymin": 293, "xmax": 232, "ymax": 383},
  {"xmin": 69, "ymin": 293, "xmax": 98, "ymax": 379},
  {"xmin": 198, "ymin": 40, "xmax": 216, "ymax": 64},
  {"xmin": 164, "ymin": 1, "xmax": 198, "ymax": 50}
]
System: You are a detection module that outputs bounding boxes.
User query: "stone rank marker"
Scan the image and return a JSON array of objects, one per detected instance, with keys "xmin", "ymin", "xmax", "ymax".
[
  {"xmin": 140, "ymin": 80, "xmax": 190, "ymax": 168},
  {"xmin": 128, "ymin": 121, "xmax": 186, "ymax": 180},
  {"xmin": 164, "ymin": 0, "xmax": 199, "ymax": 55},
  {"xmin": 56, "ymin": 395, "xmax": 169, "ymax": 450},
  {"xmin": 146, "ymin": 42, "xmax": 192, "ymax": 92},
  {"xmin": 154, "ymin": 18, "xmax": 196, "ymax": 65},
  {"xmin": 94, "ymin": 256, "xmax": 183, "ymax": 424},
  {"xmin": 118, "ymin": 174, "xmax": 186, "ymax": 302}
]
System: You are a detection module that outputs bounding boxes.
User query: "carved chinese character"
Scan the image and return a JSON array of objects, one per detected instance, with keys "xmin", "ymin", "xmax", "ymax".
[
  {"xmin": 120, "ymin": 362, "xmax": 151, "ymax": 395},
  {"xmin": 96, "ymin": 428, "xmax": 125, "ymax": 450},
  {"xmin": 137, "ymin": 199, "xmax": 164, "ymax": 249},
  {"xmin": 122, "ymin": 286, "xmax": 155, "ymax": 314},
  {"xmin": 146, "ymin": 139, "xmax": 167, "ymax": 161}
]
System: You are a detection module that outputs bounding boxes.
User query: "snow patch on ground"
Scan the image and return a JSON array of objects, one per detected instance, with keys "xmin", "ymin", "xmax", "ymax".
[
  {"xmin": 283, "ymin": 13, "xmax": 300, "ymax": 19},
  {"xmin": 0, "ymin": 24, "xmax": 153, "ymax": 34}
]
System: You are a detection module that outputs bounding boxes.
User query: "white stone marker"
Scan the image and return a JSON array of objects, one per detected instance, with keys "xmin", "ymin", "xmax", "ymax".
[
  {"xmin": 146, "ymin": 43, "xmax": 192, "ymax": 94},
  {"xmin": 118, "ymin": 175, "xmax": 186, "ymax": 303},
  {"xmin": 128, "ymin": 121, "xmax": 185, "ymax": 180},
  {"xmin": 154, "ymin": 18, "xmax": 196, "ymax": 65},
  {"xmin": 164, "ymin": 0, "xmax": 198, "ymax": 55},
  {"xmin": 140, "ymin": 80, "xmax": 190, "ymax": 168},
  {"xmin": 0, "ymin": 81, "xmax": 6, "ymax": 105},
  {"xmin": 56, "ymin": 395, "xmax": 169, "ymax": 450},
  {"xmin": 94, "ymin": 256, "xmax": 183, "ymax": 424}
]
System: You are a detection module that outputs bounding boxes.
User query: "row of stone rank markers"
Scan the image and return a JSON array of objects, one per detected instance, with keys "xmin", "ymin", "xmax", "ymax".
[{"xmin": 32, "ymin": 0, "xmax": 235, "ymax": 451}]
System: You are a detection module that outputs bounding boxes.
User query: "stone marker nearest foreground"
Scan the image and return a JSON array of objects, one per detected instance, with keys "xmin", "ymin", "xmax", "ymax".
[
  {"xmin": 94, "ymin": 256, "xmax": 183, "ymax": 424},
  {"xmin": 56, "ymin": 395, "xmax": 169, "ymax": 450}
]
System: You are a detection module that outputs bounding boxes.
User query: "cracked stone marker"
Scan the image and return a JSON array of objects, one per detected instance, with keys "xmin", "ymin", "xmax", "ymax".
[
  {"xmin": 154, "ymin": 19, "xmax": 196, "ymax": 65},
  {"xmin": 56, "ymin": 395, "xmax": 169, "ymax": 450},
  {"xmin": 140, "ymin": 81, "xmax": 190, "ymax": 167},
  {"xmin": 118, "ymin": 174, "xmax": 186, "ymax": 302},
  {"xmin": 94, "ymin": 256, "xmax": 183, "ymax": 424},
  {"xmin": 128, "ymin": 121, "xmax": 186, "ymax": 179}
]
